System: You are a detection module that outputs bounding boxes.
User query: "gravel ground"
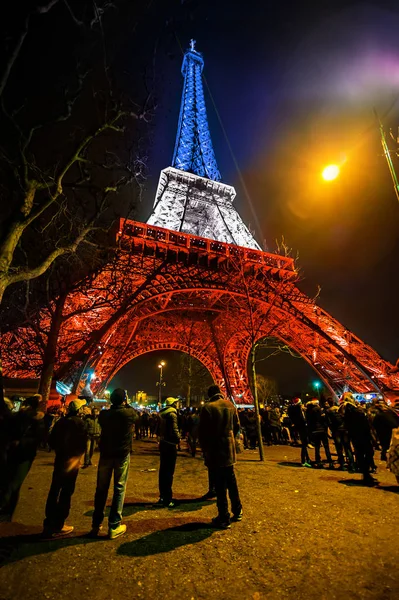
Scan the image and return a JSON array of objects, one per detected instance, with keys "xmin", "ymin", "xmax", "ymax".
[{"xmin": 0, "ymin": 440, "xmax": 398, "ymax": 600}]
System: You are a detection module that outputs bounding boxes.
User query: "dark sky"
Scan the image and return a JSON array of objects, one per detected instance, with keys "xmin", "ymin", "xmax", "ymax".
[{"xmin": 112, "ymin": 0, "xmax": 399, "ymax": 396}]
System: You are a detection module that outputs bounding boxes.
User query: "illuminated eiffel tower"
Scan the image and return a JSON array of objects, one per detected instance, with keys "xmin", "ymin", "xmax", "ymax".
[{"xmin": 147, "ymin": 40, "xmax": 260, "ymax": 250}]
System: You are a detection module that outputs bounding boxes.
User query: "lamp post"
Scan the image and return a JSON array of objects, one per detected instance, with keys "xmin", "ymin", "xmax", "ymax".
[
  {"xmin": 313, "ymin": 381, "xmax": 321, "ymax": 399},
  {"xmin": 156, "ymin": 361, "xmax": 166, "ymax": 405}
]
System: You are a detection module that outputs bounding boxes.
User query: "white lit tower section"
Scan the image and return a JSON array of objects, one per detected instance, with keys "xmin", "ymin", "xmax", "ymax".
[{"xmin": 147, "ymin": 40, "xmax": 261, "ymax": 250}]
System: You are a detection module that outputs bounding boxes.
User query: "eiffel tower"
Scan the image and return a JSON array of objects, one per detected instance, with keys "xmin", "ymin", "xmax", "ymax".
[
  {"xmin": 147, "ymin": 40, "xmax": 260, "ymax": 250},
  {"xmin": 2, "ymin": 42, "xmax": 399, "ymax": 402}
]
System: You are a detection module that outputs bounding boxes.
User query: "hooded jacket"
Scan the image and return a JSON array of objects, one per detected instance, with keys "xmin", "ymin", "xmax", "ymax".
[{"xmin": 158, "ymin": 406, "xmax": 180, "ymax": 445}]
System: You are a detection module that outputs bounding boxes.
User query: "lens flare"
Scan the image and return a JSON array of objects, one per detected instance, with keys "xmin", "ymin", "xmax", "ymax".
[{"xmin": 322, "ymin": 164, "xmax": 340, "ymax": 181}]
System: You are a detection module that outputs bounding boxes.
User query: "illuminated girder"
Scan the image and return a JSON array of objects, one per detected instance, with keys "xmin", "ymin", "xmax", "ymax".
[{"xmin": 3, "ymin": 220, "xmax": 399, "ymax": 401}]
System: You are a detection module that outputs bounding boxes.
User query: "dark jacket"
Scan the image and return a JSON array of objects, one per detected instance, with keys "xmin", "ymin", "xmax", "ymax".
[
  {"xmin": 288, "ymin": 402, "xmax": 307, "ymax": 430},
  {"xmin": 85, "ymin": 415, "xmax": 101, "ymax": 437},
  {"xmin": 158, "ymin": 406, "xmax": 180, "ymax": 445},
  {"xmin": 9, "ymin": 408, "xmax": 45, "ymax": 462},
  {"xmin": 326, "ymin": 405, "xmax": 346, "ymax": 433},
  {"xmin": 198, "ymin": 393, "xmax": 239, "ymax": 468},
  {"xmin": 49, "ymin": 414, "xmax": 87, "ymax": 460},
  {"xmin": 342, "ymin": 403, "xmax": 372, "ymax": 444},
  {"xmin": 306, "ymin": 401, "xmax": 327, "ymax": 434},
  {"xmin": 372, "ymin": 406, "xmax": 399, "ymax": 448},
  {"xmin": 98, "ymin": 405, "xmax": 137, "ymax": 459}
]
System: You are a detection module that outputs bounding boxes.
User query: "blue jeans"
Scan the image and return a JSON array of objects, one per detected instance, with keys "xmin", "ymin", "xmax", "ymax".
[{"xmin": 92, "ymin": 454, "xmax": 130, "ymax": 530}]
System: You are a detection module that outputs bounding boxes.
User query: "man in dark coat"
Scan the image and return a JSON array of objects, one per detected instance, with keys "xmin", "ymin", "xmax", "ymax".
[
  {"xmin": 199, "ymin": 385, "xmax": 242, "ymax": 529},
  {"xmin": 306, "ymin": 399, "xmax": 334, "ymax": 469},
  {"xmin": 90, "ymin": 388, "xmax": 137, "ymax": 539},
  {"xmin": 340, "ymin": 393, "xmax": 376, "ymax": 486},
  {"xmin": 288, "ymin": 397, "xmax": 311, "ymax": 467},
  {"xmin": 326, "ymin": 398, "xmax": 354, "ymax": 470},
  {"xmin": 156, "ymin": 397, "xmax": 181, "ymax": 507},
  {"xmin": 43, "ymin": 398, "xmax": 87, "ymax": 537},
  {"xmin": 371, "ymin": 401, "xmax": 399, "ymax": 460}
]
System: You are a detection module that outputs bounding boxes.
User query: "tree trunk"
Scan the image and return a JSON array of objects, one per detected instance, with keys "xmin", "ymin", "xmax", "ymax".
[
  {"xmin": 38, "ymin": 291, "xmax": 68, "ymax": 404},
  {"xmin": 250, "ymin": 345, "xmax": 265, "ymax": 461},
  {"xmin": 187, "ymin": 354, "xmax": 192, "ymax": 407}
]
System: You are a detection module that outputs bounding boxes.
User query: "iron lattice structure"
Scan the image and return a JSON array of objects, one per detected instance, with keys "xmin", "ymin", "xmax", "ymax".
[
  {"xmin": 2, "ymin": 43, "xmax": 399, "ymax": 401},
  {"xmin": 2, "ymin": 220, "xmax": 399, "ymax": 400},
  {"xmin": 147, "ymin": 42, "xmax": 260, "ymax": 250},
  {"xmin": 172, "ymin": 40, "xmax": 221, "ymax": 181}
]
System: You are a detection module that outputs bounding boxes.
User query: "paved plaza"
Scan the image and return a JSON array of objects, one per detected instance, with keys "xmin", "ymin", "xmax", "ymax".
[{"xmin": 0, "ymin": 440, "xmax": 398, "ymax": 600}]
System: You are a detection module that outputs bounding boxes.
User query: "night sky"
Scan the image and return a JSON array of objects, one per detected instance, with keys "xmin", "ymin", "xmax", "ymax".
[
  {"xmin": 112, "ymin": 0, "xmax": 399, "ymax": 397},
  {"xmin": 7, "ymin": 1, "xmax": 396, "ymax": 397}
]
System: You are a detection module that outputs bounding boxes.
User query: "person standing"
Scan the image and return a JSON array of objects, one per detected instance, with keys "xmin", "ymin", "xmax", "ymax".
[
  {"xmin": 199, "ymin": 384, "xmax": 242, "ymax": 529},
  {"xmin": 0, "ymin": 395, "xmax": 45, "ymax": 521},
  {"xmin": 288, "ymin": 397, "xmax": 311, "ymax": 467},
  {"xmin": 83, "ymin": 407, "xmax": 101, "ymax": 468},
  {"xmin": 306, "ymin": 398, "xmax": 334, "ymax": 469},
  {"xmin": 90, "ymin": 388, "xmax": 137, "ymax": 539},
  {"xmin": 156, "ymin": 397, "xmax": 180, "ymax": 507},
  {"xmin": 326, "ymin": 398, "xmax": 354, "ymax": 471},
  {"xmin": 340, "ymin": 392, "xmax": 376, "ymax": 486},
  {"xmin": 43, "ymin": 399, "xmax": 87, "ymax": 537}
]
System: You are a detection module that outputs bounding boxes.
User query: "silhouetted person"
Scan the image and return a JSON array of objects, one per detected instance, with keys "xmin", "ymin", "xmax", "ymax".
[
  {"xmin": 90, "ymin": 389, "xmax": 137, "ymax": 539},
  {"xmin": 306, "ymin": 398, "xmax": 334, "ymax": 469},
  {"xmin": 288, "ymin": 397, "xmax": 311, "ymax": 467},
  {"xmin": 371, "ymin": 401, "xmax": 399, "ymax": 460},
  {"xmin": 43, "ymin": 399, "xmax": 87, "ymax": 537},
  {"xmin": 0, "ymin": 395, "xmax": 44, "ymax": 521},
  {"xmin": 199, "ymin": 385, "xmax": 242, "ymax": 529},
  {"xmin": 157, "ymin": 397, "xmax": 181, "ymax": 507},
  {"xmin": 326, "ymin": 398, "xmax": 354, "ymax": 471},
  {"xmin": 340, "ymin": 393, "xmax": 376, "ymax": 486}
]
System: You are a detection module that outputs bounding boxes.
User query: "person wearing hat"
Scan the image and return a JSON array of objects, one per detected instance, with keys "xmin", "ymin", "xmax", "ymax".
[
  {"xmin": 90, "ymin": 388, "xmax": 138, "ymax": 539},
  {"xmin": 198, "ymin": 384, "xmax": 242, "ymax": 529},
  {"xmin": 42, "ymin": 398, "xmax": 87, "ymax": 537},
  {"xmin": 0, "ymin": 394, "xmax": 45, "ymax": 521},
  {"xmin": 156, "ymin": 397, "xmax": 180, "ymax": 508}
]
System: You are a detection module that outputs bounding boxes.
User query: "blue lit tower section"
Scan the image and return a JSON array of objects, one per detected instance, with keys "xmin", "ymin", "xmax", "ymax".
[
  {"xmin": 172, "ymin": 42, "xmax": 221, "ymax": 181},
  {"xmin": 147, "ymin": 41, "xmax": 260, "ymax": 250}
]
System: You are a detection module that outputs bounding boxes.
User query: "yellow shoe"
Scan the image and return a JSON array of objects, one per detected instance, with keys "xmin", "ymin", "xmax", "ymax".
[{"xmin": 108, "ymin": 524, "xmax": 126, "ymax": 540}]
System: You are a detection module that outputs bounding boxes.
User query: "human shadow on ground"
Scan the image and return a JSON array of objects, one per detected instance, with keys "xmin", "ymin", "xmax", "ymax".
[
  {"xmin": 117, "ymin": 521, "xmax": 214, "ymax": 557},
  {"xmin": 277, "ymin": 461, "xmax": 306, "ymax": 468},
  {"xmin": 337, "ymin": 479, "xmax": 399, "ymax": 493},
  {"xmin": 84, "ymin": 496, "xmax": 214, "ymax": 519},
  {"xmin": 0, "ymin": 530, "xmax": 104, "ymax": 567}
]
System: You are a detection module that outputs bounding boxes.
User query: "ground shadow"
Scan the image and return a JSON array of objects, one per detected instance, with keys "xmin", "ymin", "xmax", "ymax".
[
  {"xmin": 84, "ymin": 496, "xmax": 213, "ymax": 519},
  {"xmin": 338, "ymin": 479, "xmax": 399, "ymax": 493},
  {"xmin": 117, "ymin": 521, "xmax": 214, "ymax": 557},
  {"xmin": 277, "ymin": 461, "xmax": 305, "ymax": 468},
  {"xmin": 0, "ymin": 531, "xmax": 104, "ymax": 567}
]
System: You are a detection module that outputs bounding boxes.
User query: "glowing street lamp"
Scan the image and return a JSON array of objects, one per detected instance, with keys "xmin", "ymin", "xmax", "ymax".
[
  {"xmin": 321, "ymin": 164, "xmax": 340, "ymax": 182},
  {"xmin": 156, "ymin": 361, "xmax": 166, "ymax": 404},
  {"xmin": 313, "ymin": 381, "xmax": 321, "ymax": 398}
]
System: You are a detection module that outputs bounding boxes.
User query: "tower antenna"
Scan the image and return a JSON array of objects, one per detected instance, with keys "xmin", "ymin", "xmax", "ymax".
[{"xmin": 374, "ymin": 108, "xmax": 399, "ymax": 203}]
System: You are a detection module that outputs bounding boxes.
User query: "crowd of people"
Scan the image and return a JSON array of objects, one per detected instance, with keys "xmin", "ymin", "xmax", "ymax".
[{"xmin": 0, "ymin": 387, "xmax": 398, "ymax": 539}]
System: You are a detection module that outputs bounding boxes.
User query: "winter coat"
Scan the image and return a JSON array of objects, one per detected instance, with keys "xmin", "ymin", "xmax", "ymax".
[
  {"xmin": 8, "ymin": 408, "xmax": 45, "ymax": 463},
  {"xmin": 49, "ymin": 414, "xmax": 87, "ymax": 460},
  {"xmin": 341, "ymin": 403, "xmax": 372, "ymax": 444},
  {"xmin": 85, "ymin": 415, "xmax": 101, "ymax": 438},
  {"xmin": 306, "ymin": 401, "xmax": 327, "ymax": 434},
  {"xmin": 288, "ymin": 403, "xmax": 307, "ymax": 430},
  {"xmin": 326, "ymin": 405, "xmax": 346, "ymax": 433},
  {"xmin": 269, "ymin": 408, "xmax": 281, "ymax": 428},
  {"xmin": 372, "ymin": 406, "xmax": 399, "ymax": 449},
  {"xmin": 198, "ymin": 393, "xmax": 239, "ymax": 468},
  {"xmin": 158, "ymin": 406, "xmax": 180, "ymax": 445},
  {"xmin": 98, "ymin": 405, "xmax": 137, "ymax": 459}
]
